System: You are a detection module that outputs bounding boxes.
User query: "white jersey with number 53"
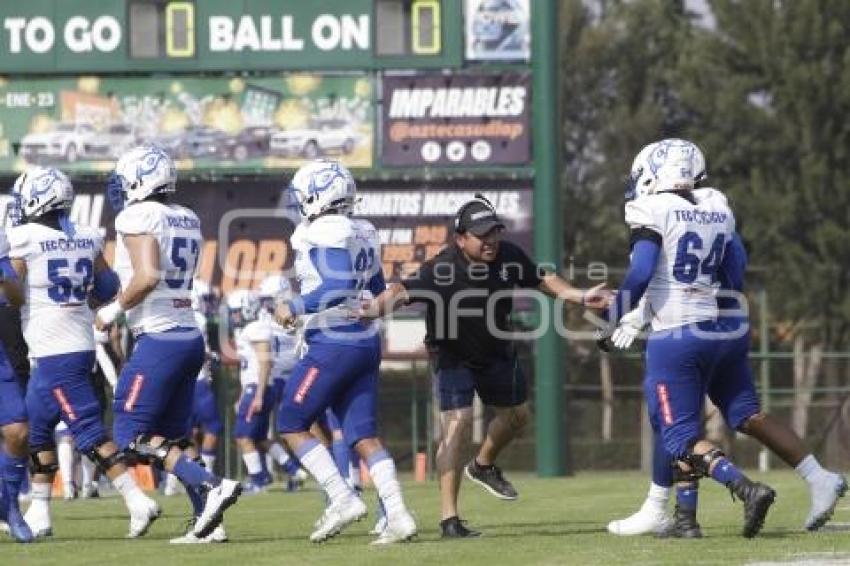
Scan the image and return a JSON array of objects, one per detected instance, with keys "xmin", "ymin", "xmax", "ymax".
[
  {"xmin": 8, "ymin": 222, "xmax": 102, "ymax": 357},
  {"xmin": 114, "ymin": 200, "xmax": 201, "ymax": 335},
  {"xmin": 624, "ymin": 188, "xmax": 735, "ymax": 331}
]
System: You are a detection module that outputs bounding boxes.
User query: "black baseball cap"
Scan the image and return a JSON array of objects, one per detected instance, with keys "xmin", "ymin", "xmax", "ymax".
[{"xmin": 454, "ymin": 197, "xmax": 505, "ymax": 236}]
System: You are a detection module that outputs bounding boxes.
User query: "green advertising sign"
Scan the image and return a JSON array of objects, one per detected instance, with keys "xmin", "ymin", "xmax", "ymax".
[
  {"xmin": 0, "ymin": 73, "xmax": 374, "ymax": 174},
  {"xmin": 0, "ymin": 0, "xmax": 462, "ymax": 73}
]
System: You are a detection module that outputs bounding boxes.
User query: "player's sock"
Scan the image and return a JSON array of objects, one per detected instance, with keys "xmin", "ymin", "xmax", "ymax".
[
  {"xmin": 269, "ymin": 442, "xmax": 301, "ymax": 475},
  {"xmin": 367, "ymin": 449, "xmax": 407, "ymax": 517},
  {"xmin": 201, "ymin": 451, "xmax": 216, "ymax": 472},
  {"xmin": 1, "ymin": 453, "xmax": 27, "ymax": 502},
  {"xmin": 331, "ymin": 439, "xmax": 350, "ymax": 480},
  {"xmin": 709, "ymin": 457, "xmax": 745, "ymax": 486},
  {"xmin": 112, "ymin": 471, "xmax": 147, "ymax": 504},
  {"xmin": 242, "ymin": 451, "xmax": 265, "ymax": 484},
  {"xmin": 652, "ymin": 432, "xmax": 673, "ymax": 488},
  {"xmin": 796, "ymin": 454, "xmax": 828, "ymax": 484},
  {"xmin": 80, "ymin": 456, "xmax": 96, "ymax": 488},
  {"xmin": 172, "ymin": 456, "xmax": 220, "ymax": 489},
  {"xmin": 646, "ymin": 481, "xmax": 670, "ymax": 511},
  {"xmin": 28, "ymin": 482, "xmax": 51, "ymax": 512},
  {"xmin": 676, "ymin": 482, "xmax": 698, "ymax": 511},
  {"xmin": 296, "ymin": 438, "xmax": 352, "ymax": 503},
  {"xmin": 57, "ymin": 441, "xmax": 75, "ymax": 491},
  {"xmin": 349, "ymin": 451, "xmax": 362, "ymax": 490}
]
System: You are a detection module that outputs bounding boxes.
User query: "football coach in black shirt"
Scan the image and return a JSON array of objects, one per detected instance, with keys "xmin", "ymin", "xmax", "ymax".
[{"xmin": 359, "ymin": 195, "xmax": 611, "ymax": 538}]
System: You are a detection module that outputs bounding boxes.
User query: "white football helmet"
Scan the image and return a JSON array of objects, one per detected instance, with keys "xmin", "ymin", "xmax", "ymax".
[
  {"xmin": 258, "ymin": 274, "xmax": 292, "ymax": 312},
  {"xmin": 11, "ymin": 167, "xmax": 74, "ymax": 221},
  {"xmin": 107, "ymin": 144, "xmax": 176, "ymax": 210},
  {"xmin": 288, "ymin": 159, "xmax": 356, "ymax": 221},
  {"xmin": 625, "ymin": 138, "xmax": 706, "ymax": 200}
]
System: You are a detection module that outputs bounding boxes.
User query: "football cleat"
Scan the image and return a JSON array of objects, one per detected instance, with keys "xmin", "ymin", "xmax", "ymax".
[
  {"xmin": 607, "ymin": 502, "xmax": 673, "ymax": 536},
  {"xmin": 371, "ymin": 509, "xmax": 417, "ymax": 545},
  {"xmin": 309, "ymin": 495, "xmax": 367, "ymax": 543},
  {"xmin": 729, "ymin": 477, "xmax": 776, "ymax": 538},
  {"xmin": 805, "ymin": 472, "xmax": 847, "ymax": 531},
  {"xmin": 23, "ymin": 504, "xmax": 52, "ymax": 539},
  {"xmin": 656, "ymin": 505, "xmax": 702, "ymax": 539},
  {"xmin": 193, "ymin": 479, "xmax": 241, "ymax": 539},
  {"xmin": 127, "ymin": 496, "xmax": 161, "ymax": 538},
  {"xmin": 439, "ymin": 516, "xmax": 481, "ymax": 539}
]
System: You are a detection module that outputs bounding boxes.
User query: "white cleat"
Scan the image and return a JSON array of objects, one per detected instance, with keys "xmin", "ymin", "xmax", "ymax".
[
  {"xmin": 170, "ymin": 523, "xmax": 228, "ymax": 544},
  {"xmin": 193, "ymin": 479, "xmax": 241, "ymax": 539},
  {"xmin": 371, "ymin": 509, "xmax": 417, "ymax": 545},
  {"xmin": 127, "ymin": 496, "xmax": 162, "ymax": 538},
  {"xmin": 23, "ymin": 506, "xmax": 53, "ymax": 539},
  {"xmin": 805, "ymin": 473, "xmax": 848, "ymax": 531},
  {"xmin": 607, "ymin": 503, "xmax": 672, "ymax": 536},
  {"xmin": 310, "ymin": 495, "xmax": 367, "ymax": 543},
  {"xmin": 369, "ymin": 514, "xmax": 388, "ymax": 536}
]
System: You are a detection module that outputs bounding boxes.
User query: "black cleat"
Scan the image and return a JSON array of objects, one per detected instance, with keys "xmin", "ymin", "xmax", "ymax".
[
  {"xmin": 440, "ymin": 516, "xmax": 481, "ymax": 539},
  {"xmin": 465, "ymin": 460, "xmax": 518, "ymax": 500},
  {"xmin": 656, "ymin": 505, "xmax": 702, "ymax": 539},
  {"xmin": 729, "ymin": 477, "xmax": 776, "ymax": 538}
]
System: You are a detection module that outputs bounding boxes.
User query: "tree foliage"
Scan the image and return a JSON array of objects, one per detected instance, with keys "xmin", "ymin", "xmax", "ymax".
[{"xmin": 561, "ymin": 0, "xmax": 850, "ymax": 348}]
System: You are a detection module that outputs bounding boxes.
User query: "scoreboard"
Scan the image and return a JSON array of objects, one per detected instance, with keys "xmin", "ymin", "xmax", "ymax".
[{"xmin": 0, "ymin": 0, "xmax": 463, "ymax": 73}]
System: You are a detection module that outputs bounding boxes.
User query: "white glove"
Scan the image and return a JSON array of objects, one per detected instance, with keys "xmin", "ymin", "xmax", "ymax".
[
  {"xmin": 96, "ymin": 300, "xmax": 124, "ymax": 327},
  {"xmin": 611, "ymin": 301, "xmax": 650, "ymax": 350}
]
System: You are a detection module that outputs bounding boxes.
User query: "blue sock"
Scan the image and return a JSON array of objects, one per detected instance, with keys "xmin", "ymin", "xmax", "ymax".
[
  {"xmin": 710, "ymin": 457, "xmax": 744, "ymax": 486},
  {"xmin": 676, "ymin": 483, "xmax": 699, "ymax": 511},
  {"xmin": 172, "ymin": 455, "xmax": 219, "ymax": 489},
  {"xmin": 185, "ymin": 485, "xmax": 205, "ymax": 517},
  {"xmin": 332, "ymin": 439, "xmax": 350, "ymax": 480},
  {"xmin": 1, "ymin": 453, "xmax": 27, "ymax": 503},
  {"xmin": 652, "ymin": 432, "xmax": 674, "ymax": 488},
  {"xmin": 283, "ymin": 458, "xmax": 300, "ymax": 476}
]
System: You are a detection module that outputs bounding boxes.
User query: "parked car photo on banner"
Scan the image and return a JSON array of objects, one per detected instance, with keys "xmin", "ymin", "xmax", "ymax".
[{"xmin": 0, "ymin": 73, "xmax": 374, "ymax": 174}]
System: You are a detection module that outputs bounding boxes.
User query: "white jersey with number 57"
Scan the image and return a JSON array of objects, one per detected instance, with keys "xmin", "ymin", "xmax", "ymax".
[
  {"xmin": 114, "ymin": 200, "xmax": 201, "ymax": 335},
  {"xmin": 8, "ymin": 222, "xmax": 102, "ymax": 357},
  {"xmin": 624, "ymin": 188, "xmax": 735, "ymax": 331}
]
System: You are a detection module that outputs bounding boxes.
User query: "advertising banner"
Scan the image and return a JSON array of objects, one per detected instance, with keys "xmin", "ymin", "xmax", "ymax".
[
  {"xmin": 464, "ymin": 0, "xmax": 530, "ymax": 61},
  {"xmin": 11, "ymin": 180, "xmax": 532, "ymax": 291},
  {"xmin": 0, "ymin": 73, "xmax": 373, "ymax": 174},
  {"xmin": 382, "ymin": 72, "xmax": 530, "ymax": 166}
]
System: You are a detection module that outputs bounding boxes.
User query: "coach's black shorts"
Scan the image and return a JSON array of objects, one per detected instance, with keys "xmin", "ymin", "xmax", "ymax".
[{"xmin": 435, "ymin": 355, "xmax": 527, "ymax": 411}]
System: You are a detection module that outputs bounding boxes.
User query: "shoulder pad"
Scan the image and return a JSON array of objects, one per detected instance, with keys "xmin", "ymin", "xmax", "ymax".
[
  {"xmin": 624, "ymin": 198, "xmax": 661, "ymax": 233},
  {"xmin": 693, "ymin": 187, "xmax": 728, "ymax": 206},
  {"xmin": 7, "ymin": 225, "xmax": 31, "ymax": 259},
  {"xmin": 306, "ymin": 215, "xmax": 353, "ymax": 248},
  {"xmin": 115, "ymin": 202, "xmax": 162, "ymax": 235}
]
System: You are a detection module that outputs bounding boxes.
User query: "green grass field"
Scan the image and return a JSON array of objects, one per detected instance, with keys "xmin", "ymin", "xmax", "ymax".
[{"xmin": 3, "ymin": 471, "xmax": 850, "ymax": 565}]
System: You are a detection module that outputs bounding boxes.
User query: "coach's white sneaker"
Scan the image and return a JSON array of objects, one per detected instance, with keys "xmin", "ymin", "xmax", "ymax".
[
  {"xmin": 310, "ymin": 495, "xmax": 367, "ymax": 543},
  {"xmin": 805, "ymin": 472, "xmax": 848, "ymax": 531},
  {"xmin": 127, "ymin": 496, "xmax": 161, "ymax": 538},
  {"xmin": 193, "ymin": 479, "xmax": 241, "ymax": 539},
  {"xmin": 607, "ymin": 502, "xmax": 672, "ymax": 536},
  {"xmin": 371, "ymin": 509, "xmax": 417, "ymax": 545}
]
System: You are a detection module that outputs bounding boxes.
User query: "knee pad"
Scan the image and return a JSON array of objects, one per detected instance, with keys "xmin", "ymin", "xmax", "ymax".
[
  {"xmin": 84, "ymin": 441, "xmax": 126, "ymax": 474},
  {"xmin": 683, "ymin": 447, "xmax": 726, "ymax": 478},
  {"xmin": 29, "ymin": 447, "xmax": 59, "ymax": 475},
  {"xmin": 128, "ymin": 435, "xmax": 191, "ymax": 468}
]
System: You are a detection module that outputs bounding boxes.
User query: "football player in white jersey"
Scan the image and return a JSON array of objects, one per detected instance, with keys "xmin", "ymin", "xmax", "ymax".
[
  {"xmin": 6, "ymin": 167, "xmax": 160, "ymax": 539},
  {"xmin": 274, "ymin": 159, "xmax": 416, "ymax": 544},
  {"xmin": 97, "ymin": 145, "xmax": 241, "ymax": 541},
  {"xmin": 606, "ymin": 140, "xmax": 847, "ymax": 537},
  {"xmin": 232, "ymin": 290, "xmax": 275, "ymax": 493},
  {"xmin": 598, "ymin": 139, "xmax": 778, "ymax": 538},
  {"xmin": 259, "ymin": 275, "xmax": 308, "ymax": 490}
]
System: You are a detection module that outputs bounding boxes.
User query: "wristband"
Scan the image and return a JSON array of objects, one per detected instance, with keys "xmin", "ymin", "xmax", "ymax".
[{"xmin": 97, "ymin": 300, "xmax": 124, "ymax": 325}]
